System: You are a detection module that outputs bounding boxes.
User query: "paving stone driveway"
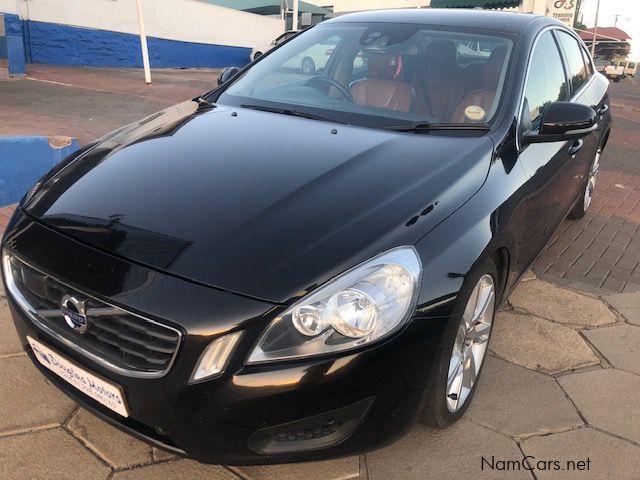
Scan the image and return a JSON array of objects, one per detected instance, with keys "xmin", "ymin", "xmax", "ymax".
[{"xmin": 1, "ymin": 271, "xmax": 639, "ymax": 480}]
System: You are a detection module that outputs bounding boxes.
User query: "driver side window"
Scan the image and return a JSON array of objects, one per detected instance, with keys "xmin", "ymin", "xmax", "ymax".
[{"xmin": 523, "ymin": 31, "xmax": 568, "ymax": 130}]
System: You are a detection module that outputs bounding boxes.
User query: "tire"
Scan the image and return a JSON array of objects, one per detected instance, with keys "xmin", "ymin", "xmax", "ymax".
[
  {"xmin": 253, "ymin": 51, "xmax": 262, "ymax": 61},
  {"xmin": 568, "ymin": 147, "xmax": 601, "ymax": 220},
  {"xmin": 614, "ymin": 77, "xmax": 621, "ymax": 83},
  {"xmin": 420, "ymin": 258, "xmax": 498, "ymax": 428},
  {"xmin": 301, "ymin": 57, "xmax": 316, "ymax": 75}
]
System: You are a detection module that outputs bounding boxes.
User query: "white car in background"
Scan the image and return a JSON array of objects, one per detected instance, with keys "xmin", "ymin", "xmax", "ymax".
[
  {"xmin": 618, "ymin": 60, "xmax": 637, "ymax": 78},
  {"xmin": 282, "ymin": 35, "xmax": 342, "ymax": 74},
  {"xmin": 251, "ymin": 30, "xmax": 299, "ymax": 62},
  {"xmin": 594, "ymin": 58, "xmax": 626, "ymax": 82},
  {"xmin": 252, "ymin": 32, "xmax": 364, "ymax": 75}
]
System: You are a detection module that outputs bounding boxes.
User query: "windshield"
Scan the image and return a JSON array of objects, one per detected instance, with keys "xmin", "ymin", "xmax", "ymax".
[{"xmin": 215, "ymin": 22, "xmax": 513, "ymax": 129}]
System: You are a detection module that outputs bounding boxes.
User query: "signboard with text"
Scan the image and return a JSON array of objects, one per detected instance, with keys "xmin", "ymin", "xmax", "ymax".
[{"xmin": 547, "ymin": 0, "xmax": 577, "ymax": 28}]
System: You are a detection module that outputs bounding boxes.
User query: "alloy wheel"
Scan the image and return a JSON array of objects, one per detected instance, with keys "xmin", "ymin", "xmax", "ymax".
[
  {"xmin": 446, "ymin": 274, "xmax": 495, "ymax": 413},
  {"xmin": 583, "ymin": 149, "xmax": 601, "ymax": 212}
]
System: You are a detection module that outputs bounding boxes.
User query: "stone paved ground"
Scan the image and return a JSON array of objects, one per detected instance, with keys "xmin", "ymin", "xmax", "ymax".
[
  {"xmin": 2, "ymin": 270, "xmax": 639, "ymax": 479},
  {"xmin": 1, "ymin": 67, "xmax": 639, "ymax": 478}
]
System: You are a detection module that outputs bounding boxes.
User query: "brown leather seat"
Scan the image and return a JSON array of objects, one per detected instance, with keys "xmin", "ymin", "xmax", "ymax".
[
  {"xmin": 451, "ymin": 46, "xmax": 508, "ymax": 123},
  {"xmin": 351, "ymin": 53, "xmax": 413, "ymax": 113},
  {"xmin": 412, "ymin": 40, "xmax": 466, "ymax": 121}
]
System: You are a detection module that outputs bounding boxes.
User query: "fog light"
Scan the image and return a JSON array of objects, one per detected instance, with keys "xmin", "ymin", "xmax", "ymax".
[{"xmin": 190, "ymin": 332, "xmax": 242, "ymax": 383}]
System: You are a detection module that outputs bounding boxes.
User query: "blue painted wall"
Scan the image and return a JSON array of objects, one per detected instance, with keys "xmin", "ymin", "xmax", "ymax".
[
  {"xmin": 0, "ymin": 136, "xmax": 79, "ymax": 207},
  {"xmin": 0, "ymin": 35, "xmax": 6, "ymax": 62},
  {"xmin": 1, "ymin": 15, "xmax": 251, "ymax": 68},
  {"xmin": 2, "ymin": 13, "xmax": 26, "ymax": 74}
]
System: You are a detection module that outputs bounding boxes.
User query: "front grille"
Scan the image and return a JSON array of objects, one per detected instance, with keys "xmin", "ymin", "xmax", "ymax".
[{"xmin": 3, "ymin": 252, "xmax": 181, "ymax": 377}]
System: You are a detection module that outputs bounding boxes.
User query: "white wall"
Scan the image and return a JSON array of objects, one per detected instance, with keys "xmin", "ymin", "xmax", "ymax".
[
  {"xmin": 1, "ymin": 0, "xmax": 284, "ymax": 49},
  {"xmin": 520, "ymin": 0, "xmax": 547, "ymax": 14},
  {"xmin": 0, "ymin": 0, "xmax": 20, "ymax": 14},
  {"xmin": 328, "ymin": 0, "xmax": 428, "ymax": 13},
  {"xmin": 323, "ymin": 0, "xmax": 551, "ymax": 15}
]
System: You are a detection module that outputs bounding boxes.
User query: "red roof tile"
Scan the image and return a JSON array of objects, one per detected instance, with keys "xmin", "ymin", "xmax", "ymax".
[{"xmin": 578, "ymin": 27, "xmax": 632, "ymax": 42}]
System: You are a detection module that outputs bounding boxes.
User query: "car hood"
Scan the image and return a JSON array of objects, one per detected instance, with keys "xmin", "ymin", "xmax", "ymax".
[{"xmin": 25, "ymin": 100, "xmax": 493, "ymax": 303}]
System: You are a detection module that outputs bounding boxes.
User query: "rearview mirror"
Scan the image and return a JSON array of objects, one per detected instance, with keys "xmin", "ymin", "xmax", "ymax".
[
  {"xmin": 522, "ymin": 101, "xmax": 597, "ymax": 145},
  {"xmin": 217, "ymin": 66, "xmax": 241, "ymax": 86}
]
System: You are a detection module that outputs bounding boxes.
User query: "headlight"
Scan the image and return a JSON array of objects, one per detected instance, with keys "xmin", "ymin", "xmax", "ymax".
[{"xmin": 246, "ymin": 246, "xmax": 422, "ymax": 364}]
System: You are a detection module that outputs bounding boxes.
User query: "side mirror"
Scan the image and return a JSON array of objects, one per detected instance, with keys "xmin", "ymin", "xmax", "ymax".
[
  {"xmin": 217, "ymin": 66, "xmax": 241, "ymax": 86},
  {"xmin": 522, "ymin": 101, "xmax": 597, "ymax": 145}
]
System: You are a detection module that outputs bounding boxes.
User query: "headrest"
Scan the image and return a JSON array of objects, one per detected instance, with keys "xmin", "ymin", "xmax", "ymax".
[
  {"xmin": 483, "ymin": 45, "xmax": 508, "ymax": 90},
  {"xmin": 424, "ymin": 40, "xmax": 458, "ymax": 70},
  {"xmin": 367, "ymin": 52, "xmax": 402, "ymax": 80}
]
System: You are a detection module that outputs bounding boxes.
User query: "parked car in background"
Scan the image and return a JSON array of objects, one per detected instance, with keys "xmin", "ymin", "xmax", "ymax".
[
  {"xmin": 256, "ymin": 32, "xmax": 364, "ymax": 75},
  {"xmin": 251, "ymin": 30, "xmax": 299, "ymax": 61},
  {"xmin": 618, "ymin": 60, "xmax": 637, "ymax": 77},
  {"xmin": 282, "ymin": 34, "xmax": 342, "ymax": 74},
  {"xmin": 2, "ymin": 9, "xmax": 611, "ymax": 466},
  {"xmin": 595, "ymin": 58, "xmax": 626, "ymax": 82},
  {"xmin": 456, "ymin": 38, "xmax": 503, "ymax": 59}
]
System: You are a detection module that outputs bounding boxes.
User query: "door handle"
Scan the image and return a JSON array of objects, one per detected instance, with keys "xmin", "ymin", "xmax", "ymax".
[
  {"xmin": 568, "ymin": 139, "xmax": 584, "ymax": 156},
  {"xmin": 596, "ymin": 104, "xmax": 609, "ymax": 116}
]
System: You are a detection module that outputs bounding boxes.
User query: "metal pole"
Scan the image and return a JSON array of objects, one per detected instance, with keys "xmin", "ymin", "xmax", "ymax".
[
  {"xmin": 136, "ymin": 0, "xmax": 152, "ymax": 85},
  {"xmin": 590, "ymin": 0, "xmax": 601, "ymax": 59},
  {"xmin": 292, "ymin": 0, "xmax": 299, "ymax": 30}
]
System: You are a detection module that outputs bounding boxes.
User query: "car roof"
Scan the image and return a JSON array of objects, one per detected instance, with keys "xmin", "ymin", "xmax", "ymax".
[{"xmin": 326, "ymin": 9, "xmax": 560, "ymax": 35}]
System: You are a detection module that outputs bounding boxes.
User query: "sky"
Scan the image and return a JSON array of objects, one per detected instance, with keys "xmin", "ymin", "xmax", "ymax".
[{"xmin": 579, "ymin": 0, "xmax": 640, "ymax": 56}]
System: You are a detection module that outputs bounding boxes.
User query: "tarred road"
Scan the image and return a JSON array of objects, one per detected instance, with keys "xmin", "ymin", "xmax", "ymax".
[{"xmin": 0, "ymin": 65, "xmax": 218, "ymax": 145}]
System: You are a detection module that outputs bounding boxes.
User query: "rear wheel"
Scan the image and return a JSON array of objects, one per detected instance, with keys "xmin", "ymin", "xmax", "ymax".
[
  {"xmin": 568, "ymin": 148, "xmax": 601, "ymax": 220},
  {"xmin": 420, "ymin": 258, "xmax": 497, "ymax": 427}
]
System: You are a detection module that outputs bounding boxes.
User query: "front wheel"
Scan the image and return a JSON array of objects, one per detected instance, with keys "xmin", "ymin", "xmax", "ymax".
[{"xmin": 420, "ymin": 259, "xmax": 498, "ymax": 427}]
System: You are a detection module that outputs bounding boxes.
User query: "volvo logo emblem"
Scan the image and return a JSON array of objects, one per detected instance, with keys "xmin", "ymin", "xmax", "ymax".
[{"xmin": 60, "ymin": 295, "xmax": 89, "ymax": 334}]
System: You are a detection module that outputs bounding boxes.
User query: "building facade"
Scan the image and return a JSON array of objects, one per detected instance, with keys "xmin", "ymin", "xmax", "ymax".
[
  {"xmin": 317, "ymin": 0, "xmax": 570, "ymax": 23},
  {"xmin": 0, "ymin": 0, "xmax": 284, "ymax": 74}
]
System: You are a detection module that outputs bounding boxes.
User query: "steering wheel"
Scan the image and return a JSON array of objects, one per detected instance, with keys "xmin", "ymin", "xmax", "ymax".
[{"xmin": 305, "ymin": 76, "xmax": 354, "ymax": 103}]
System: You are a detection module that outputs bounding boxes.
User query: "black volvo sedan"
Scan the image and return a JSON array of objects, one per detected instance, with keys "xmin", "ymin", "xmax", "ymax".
[{"xmin": 2, "ymin": 9, "xmax": 611, "ymax": 465}]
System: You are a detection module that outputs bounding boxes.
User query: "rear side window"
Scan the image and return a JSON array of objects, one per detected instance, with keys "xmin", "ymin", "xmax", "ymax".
[
  {"xmin": 580, "ymin": 47, "xmax": 594, "ymax": 76},
  {"xmin": 556, "ymin": 31, "xmax": 590, "ymax": 94},
  {"xmin": 524, "ymin": 31, "xmax": 568, "ymax": 128}
]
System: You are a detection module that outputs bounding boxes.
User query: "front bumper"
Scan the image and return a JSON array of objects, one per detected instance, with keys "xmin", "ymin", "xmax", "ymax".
[{"xmin": 3, "ymin": 211, "xmax": 455, "ymax": 465}]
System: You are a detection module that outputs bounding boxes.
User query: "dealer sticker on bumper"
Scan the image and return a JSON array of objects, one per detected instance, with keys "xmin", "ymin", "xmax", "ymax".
[{"xmin": 28, "ymin": 336, "xmax": 129, "ymax": 417}]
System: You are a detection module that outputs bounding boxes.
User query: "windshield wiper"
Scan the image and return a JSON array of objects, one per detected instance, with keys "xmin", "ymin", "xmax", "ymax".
[
  {"xmin": 382, "ymin": 122, "xmax": 490, "ymax": 133},
  {"xmin": 194, "ymin": 96, "xmax": 218, "ymax": 110},
  {"xmin": 240, "ymin": 104, "xmax": 343, "ymax": 123}
]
